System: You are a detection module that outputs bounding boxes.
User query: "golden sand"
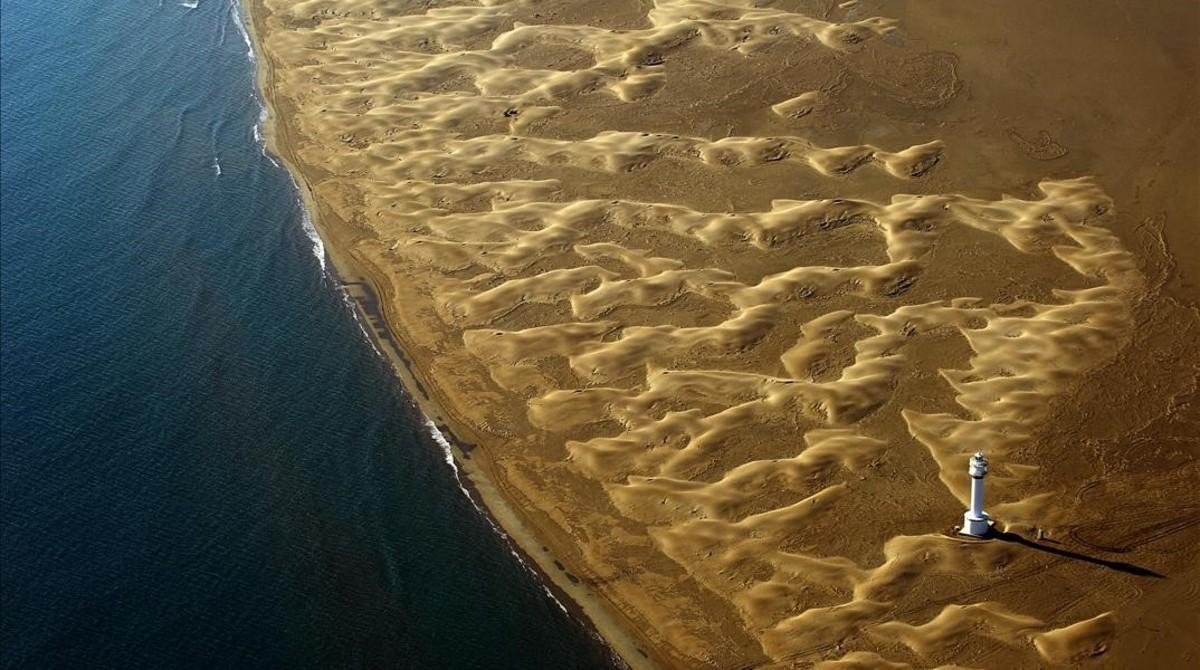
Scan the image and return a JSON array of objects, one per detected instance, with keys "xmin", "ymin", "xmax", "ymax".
[{"xmin": 244, "ymin": 1, "xmax": 1199, "ymax": 667}]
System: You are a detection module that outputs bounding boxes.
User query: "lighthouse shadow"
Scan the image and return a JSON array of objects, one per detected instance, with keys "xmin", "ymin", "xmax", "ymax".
[{"xmin": 990, "ymin": 530, "xmax": 1165, "ymax": 579}]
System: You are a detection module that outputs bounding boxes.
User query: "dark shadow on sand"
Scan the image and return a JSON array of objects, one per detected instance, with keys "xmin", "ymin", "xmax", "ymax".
[{"xmin": 991, "ymin": 531, "xmax": 1165, "ymax": 579}]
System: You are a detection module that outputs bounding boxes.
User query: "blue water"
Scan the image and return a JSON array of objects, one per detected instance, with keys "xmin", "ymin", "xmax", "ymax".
[{"xmin": 0, "ymin": 1, "xmax": 616, "ymax": 668}]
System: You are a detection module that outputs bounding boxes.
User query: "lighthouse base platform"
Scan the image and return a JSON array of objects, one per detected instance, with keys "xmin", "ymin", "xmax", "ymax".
[{"xmin": 960, "ymin": 512, "xmax": 993, "ymax": 537}]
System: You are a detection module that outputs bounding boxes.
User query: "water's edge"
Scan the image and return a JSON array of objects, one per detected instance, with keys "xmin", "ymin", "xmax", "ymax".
[{"xmin": 235, "ymin": 2, "xmax": 653, "ymax": 667}]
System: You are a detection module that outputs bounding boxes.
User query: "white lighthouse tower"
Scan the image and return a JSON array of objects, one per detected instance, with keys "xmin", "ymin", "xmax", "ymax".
[{"xmin": 960, "ymin": 451, "xmax": 993, "ymax": 537}]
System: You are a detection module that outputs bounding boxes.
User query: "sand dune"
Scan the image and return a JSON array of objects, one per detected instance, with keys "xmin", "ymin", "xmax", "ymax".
[{"xmin": 248, "ymin": 0, "xmax": 1200, "ymax": 667}]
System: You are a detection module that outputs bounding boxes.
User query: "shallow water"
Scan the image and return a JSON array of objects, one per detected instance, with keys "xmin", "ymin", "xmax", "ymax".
[{"xmin": 0, "ymin": 1, "xmax": 615, "ymax": 667}]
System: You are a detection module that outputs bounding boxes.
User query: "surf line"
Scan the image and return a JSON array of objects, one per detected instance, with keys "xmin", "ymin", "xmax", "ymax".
[
  {"xmin": 330, "ymin": 266, "xmax": 576, "ymax": 622},
  {"xmin": 232, "ymin": 0, "xmax": 602, "ymax": 639},
  {"xmin": 423, "ymin": 419, "xmax": 572, "ymax": 616},
  {"xmin": 228, "ymin": 0, "xmax": 319, "ymax": 271},
  {"xmin": 227, "ymin": 0, "xmax": 278, "ymax": 173}
]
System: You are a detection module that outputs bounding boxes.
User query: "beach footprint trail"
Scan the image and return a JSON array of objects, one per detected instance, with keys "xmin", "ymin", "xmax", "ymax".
[{"xmin": 255, "ymin": 1, "xmax": 1149, "ymax": 667}]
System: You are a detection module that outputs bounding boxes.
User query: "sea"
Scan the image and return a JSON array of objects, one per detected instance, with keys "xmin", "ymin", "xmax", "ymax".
[{"xmin": 0, "ymin": 1, "xmax": 617, "ymax": 668}]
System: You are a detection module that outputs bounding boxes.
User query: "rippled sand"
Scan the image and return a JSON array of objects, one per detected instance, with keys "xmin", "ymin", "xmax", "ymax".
[{"xmin": 246, "ymin": 1, "xmax": 1199, "ymax": 667}]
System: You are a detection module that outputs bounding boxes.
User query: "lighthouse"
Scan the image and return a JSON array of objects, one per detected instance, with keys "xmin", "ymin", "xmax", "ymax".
[{"xmin": 960, "ymin": 451, "xmax": 993, "ymax": 537}]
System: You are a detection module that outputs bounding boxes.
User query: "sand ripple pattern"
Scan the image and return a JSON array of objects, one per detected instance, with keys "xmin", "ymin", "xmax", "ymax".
[{"xmin": 259, "ymin": 1, "xmax": 1145, "ymax": 666}]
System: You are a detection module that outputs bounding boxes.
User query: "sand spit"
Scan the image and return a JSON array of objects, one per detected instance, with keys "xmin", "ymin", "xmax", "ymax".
[{"xmin": 247, "ymin": 0, "xmax": 1199, "ymax": 667}]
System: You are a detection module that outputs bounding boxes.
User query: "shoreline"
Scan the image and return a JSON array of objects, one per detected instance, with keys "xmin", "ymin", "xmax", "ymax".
[{"xmin": 237, "ymin": 2, "xmax": 663, "ymax": 667}]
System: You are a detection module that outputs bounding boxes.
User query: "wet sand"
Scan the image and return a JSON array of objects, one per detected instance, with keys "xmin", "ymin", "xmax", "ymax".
[{"xmin": 244, "ymin": 1, "xmax": 1199, "ymax": 667}]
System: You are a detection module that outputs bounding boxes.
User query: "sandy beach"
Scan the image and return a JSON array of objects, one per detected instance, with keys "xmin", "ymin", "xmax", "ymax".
[{"xmin": 243, "ymin": 1, "xmax": 1199, "ymax": 667}]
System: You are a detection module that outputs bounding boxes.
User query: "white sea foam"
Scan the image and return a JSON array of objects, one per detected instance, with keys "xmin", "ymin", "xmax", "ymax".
[
  {"xmin": 224, "ymin": 0, "xmax": 575, "ymax": 624},
  {"xmin": 229, "ymin": 1, "xmax": 254, "ymax": 61},
  {"xmin": 422, "ymin": 419, "xmax": 570, "ymax": 616},
  {"xmin": 350, "ymin": 310, "xmax": 385, "ymax": 357},
  {"xmin": 181, "ymin": 0, "xmax": 199, "ymax": 9},
  {"xmin": 227, "ymin": 0, "xmax": 572, "ymax": 620},
  {"xmin": 230, "ymin": 1, "xmax": 317, "ymax": 271},
  {"xmin": 423, "ymin": 419, "xmax": 479, "ymax": 508},
  {"xmin": 256, "ymin": 119, "xmax": 280, "ymax": 168},
  {"xmin": 298, "ymin": 201, "xmax": 326, "ymax": 268},
  {"xmin": 252, "ymin": 122, "xmax": 280, "ymax": 167}
]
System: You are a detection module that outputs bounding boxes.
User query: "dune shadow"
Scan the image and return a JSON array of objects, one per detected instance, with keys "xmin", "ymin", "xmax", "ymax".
[{"xmin": 990, "ymin": 530, "xmax": 1165, "ymax": 578}]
